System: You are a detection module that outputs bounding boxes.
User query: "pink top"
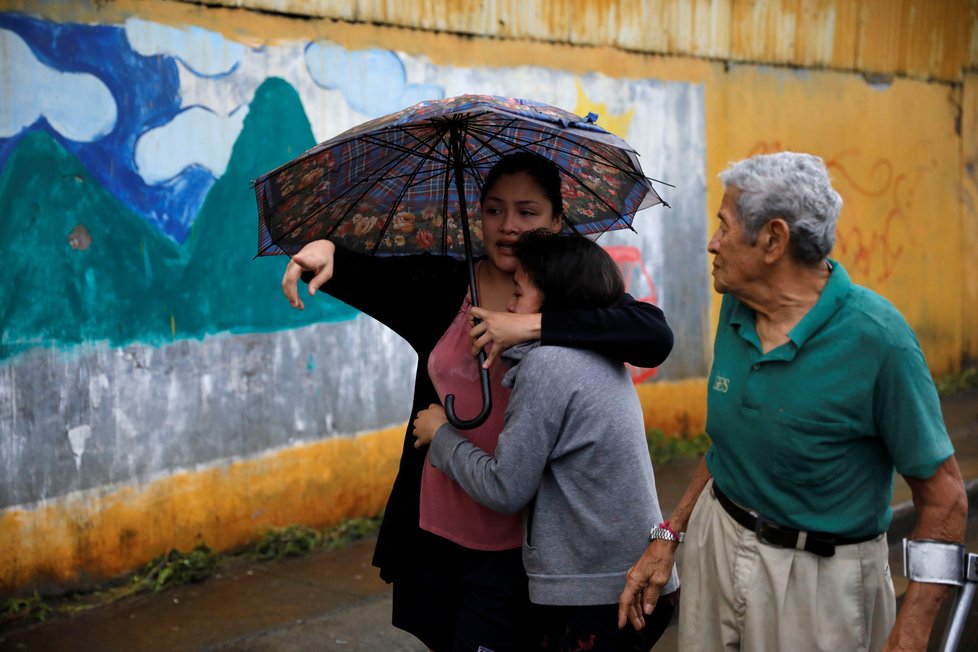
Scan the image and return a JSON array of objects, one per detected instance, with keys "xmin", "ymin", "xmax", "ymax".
[{"xmin": 421, "ymin": 280, "xmax": 522, "ymax": 551}]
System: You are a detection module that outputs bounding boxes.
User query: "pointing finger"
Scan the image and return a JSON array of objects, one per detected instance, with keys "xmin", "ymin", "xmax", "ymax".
[{"xmin": 282, "ymin": 260, "xmax": 304, "ymax": 310}]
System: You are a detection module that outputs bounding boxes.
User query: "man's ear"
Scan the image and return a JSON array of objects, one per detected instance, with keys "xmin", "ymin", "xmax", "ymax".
[{"xmin": 760, "ymin": 218, "xmax": 790, "ymax": 262}]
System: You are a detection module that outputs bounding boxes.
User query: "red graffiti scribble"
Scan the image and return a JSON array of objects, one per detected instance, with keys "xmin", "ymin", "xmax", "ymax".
[
  {"xmin": 605, "ymin": 245, "xmax": 660, "ymax": 384},
  {"xmin": 748, "ymin": 140, "xmax": 784, "ymax": 157},
  {"xmin": 826, "ymin": 150, "xmax": 922, "ymax": 283},
  {"xmin": 744, "ymin": 143, "xmax": 916, "ymax": 284},
  {"xmin": 834, "ymin": 213, "xmax": 905, "ymax": 284}
]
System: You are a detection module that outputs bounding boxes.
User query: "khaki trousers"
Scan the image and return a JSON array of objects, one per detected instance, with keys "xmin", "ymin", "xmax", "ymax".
[{"xmin": 678, "ymin": 481, "xmax": 896, "ymax": 652}]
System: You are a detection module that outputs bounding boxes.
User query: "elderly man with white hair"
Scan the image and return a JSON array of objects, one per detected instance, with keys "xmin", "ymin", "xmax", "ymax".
[{"xmin": 618, "ymin": 152, "xmax": 967, "ymax": 651}]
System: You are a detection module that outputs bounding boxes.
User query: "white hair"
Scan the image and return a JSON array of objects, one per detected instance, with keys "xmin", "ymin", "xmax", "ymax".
[{"xmin": 718, "ymin": 152, "xmax": 842, "ymax": 264}]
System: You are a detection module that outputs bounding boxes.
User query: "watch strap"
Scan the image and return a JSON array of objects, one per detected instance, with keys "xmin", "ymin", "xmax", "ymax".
[{"xmin": 649, "ymin": 521, "xmax": 685, "ymax": 543}]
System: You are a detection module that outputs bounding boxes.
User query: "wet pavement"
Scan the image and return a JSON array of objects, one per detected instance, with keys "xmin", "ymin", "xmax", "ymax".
[{"xmin": 2, "ymin": 387, "xmax": 977, "ymax": 652}]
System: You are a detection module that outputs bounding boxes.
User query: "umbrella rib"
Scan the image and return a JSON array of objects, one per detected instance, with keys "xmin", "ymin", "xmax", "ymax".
[
  {"xmin": 258, "ymin": 133, "xmax": 437, "ymax": 255},
  {"xmin": 257, "ymin": 99, "xmax": 671, "ymax": 259},
  {"xmin": 464, "ymin": 126, "xmax": 658, "ymax": 224},
  {"xmin": 459, "ymin": 129, "xmax": 582, "ymax": 236},
  {"xmin": 483, "ymin": 121, "xmax": 665, "ymax": 198},
  {"xmin": 465, "ymin": 121, "xmax": 651, "ymax": 182},
  {"xmin": 440, "ymin": 133, "xmax": 453, "ymax": 256},
  {"xmin": 463, "ymin": 117, "xmax": 671, "ymax": 187},
  {"xmin": 455, "ymin": 128, "xmax": 511, "ymax": 202},
  {"xmin": 460, "ymin": 116, "xmax": 521, "ymax": 162},
  {"xmin": 450, "ymin": 122, "xmax": 640, "ymax": 234},
  {"xmin": 427, "ymin": 120, "xmax": 472, "ymax": 257},
  {"xmin": 261, "ymin": 121, "xmax": 475, "ymax": 256},
  {"xmin": 321, "ymin": 141, "xmax": 435, "ymax": 243},
  {"xmin": 357, "ymin": 132, "xmax": 453, "ymax": 169},
  {"xmin": 251, "ymin": 118, "xmax": 461, "ymax": 186},
  {"xmin": 462, "ymin": 125, "xmax": 642, "ymax": 233},
  {"xmin": 368, "ymin": 121, "xmax": 455, "ymax": 255}
]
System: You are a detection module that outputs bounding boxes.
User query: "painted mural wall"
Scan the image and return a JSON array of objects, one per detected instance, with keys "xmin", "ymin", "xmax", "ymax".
[
  {"xmin": 0, "ymin": 8, "xmax": 707, "ymax": 592},
  {"xmin": 1, "ymin": 0, "xmax": 973, "ymax": 594}
]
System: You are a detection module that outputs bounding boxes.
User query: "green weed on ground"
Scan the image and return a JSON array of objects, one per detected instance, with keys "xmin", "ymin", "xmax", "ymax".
[
  {"xmin": 254, "ymin": 515, "xmax": 382, "ymax": 560},
  {"xmin": 1, "ymin": 514, "xmax": 383, "ymax": 628},
  {"xmin": 647, "ymin": 429, "xmax": 711, "ymax": 465},
  {"xmin": 936, "ymin": 367, "xmax": 978, "ymax": 396},
  {"xmin": 135, "ymin": 543, "xmax": 218, "ymax": 592},
  {"xmin": 2, "ymin": 591, "xmax": 52, "ymax": 623},
  {"xmin": 255, "ymin": 524, "xmax": 323, "ymax": 560}
]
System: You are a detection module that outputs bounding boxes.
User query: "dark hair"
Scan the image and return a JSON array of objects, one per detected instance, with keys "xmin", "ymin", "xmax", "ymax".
[
  {"xmin": 513, "ymin": 229, "xmax": 623, "ymax": 312},
  {"xmin": 480, "ymin": 151, "xmax": 565, "ymax": 218}
]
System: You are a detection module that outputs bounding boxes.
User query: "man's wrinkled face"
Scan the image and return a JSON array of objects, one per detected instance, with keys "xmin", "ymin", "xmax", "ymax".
[{"xmin": 707, "ymin": 188, "xmax": 763, "ymax": 295}]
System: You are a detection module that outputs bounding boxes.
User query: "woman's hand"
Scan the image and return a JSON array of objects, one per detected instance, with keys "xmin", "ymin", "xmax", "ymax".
[
  {"xmin": 413, "ymin": 404, "xmax": 448, "ymax": 448},
  {"xmin": 468, "ymin": 307, "xmax": 542, "ymax": 368},
  {"xmin": 281, "ymin": 239, "xmax": 336, "ymax": 310}
]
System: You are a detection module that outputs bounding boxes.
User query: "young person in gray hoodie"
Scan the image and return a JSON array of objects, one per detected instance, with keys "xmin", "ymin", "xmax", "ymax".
[{"xmin": 413, "ymin": 229, "xmax": 679, "ymax": 651}]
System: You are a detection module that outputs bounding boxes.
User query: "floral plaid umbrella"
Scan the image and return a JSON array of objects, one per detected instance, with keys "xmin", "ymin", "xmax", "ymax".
[{"xmin": 253, "ymin": 94, "xmax": 669, "ymax": 428}]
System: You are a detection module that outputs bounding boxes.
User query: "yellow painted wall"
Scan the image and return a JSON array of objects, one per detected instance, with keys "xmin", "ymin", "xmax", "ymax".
[
  {"xmin": 0, "ymin": 425, "xmax": 403, "ymax": 592},
  {"xmin": 707, "ymin": 67, "xmax": 964, "ymax": 372},
  {"xmin": 3, "ymin": 0, "xmax": 974, "ymax": 594},
  {"xmin": 963, "ymin": 73, "xmax": 978, "ymax": 364}
]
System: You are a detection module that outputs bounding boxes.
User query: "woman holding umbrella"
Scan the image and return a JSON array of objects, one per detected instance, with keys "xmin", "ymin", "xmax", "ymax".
[{"xmin": 280, "ymin": 152, "xmax": 673, "ymax": 652}]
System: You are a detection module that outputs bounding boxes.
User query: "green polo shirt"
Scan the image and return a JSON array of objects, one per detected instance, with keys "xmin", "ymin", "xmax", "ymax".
[{"xmin": 705, "ymin": 261, "xmax": 953, "ymax": 538}]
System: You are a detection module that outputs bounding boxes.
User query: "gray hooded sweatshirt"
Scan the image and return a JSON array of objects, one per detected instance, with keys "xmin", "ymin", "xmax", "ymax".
[{"xmin": 428, "ymin": 342, "xmax": 679, "ymax": 606}]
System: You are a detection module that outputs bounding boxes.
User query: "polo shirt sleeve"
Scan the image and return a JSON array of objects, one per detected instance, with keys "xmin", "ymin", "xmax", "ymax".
[{"xmin": 874, "ymin": 340, "xmax": 954, "ymax": 479}]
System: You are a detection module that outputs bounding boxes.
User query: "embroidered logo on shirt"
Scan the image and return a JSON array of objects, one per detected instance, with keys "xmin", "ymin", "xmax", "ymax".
[{"xmin": 712, "ymin": 376, "xmax": 730, "ymax": 393}]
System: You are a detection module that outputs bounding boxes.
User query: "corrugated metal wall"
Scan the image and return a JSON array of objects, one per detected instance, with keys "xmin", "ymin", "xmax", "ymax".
[{"xmin": 198, "ymin": 0, "xmax": 978, "ymax": 82}]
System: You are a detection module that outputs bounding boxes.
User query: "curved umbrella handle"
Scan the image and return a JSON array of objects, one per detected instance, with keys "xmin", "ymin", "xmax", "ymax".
[
  {"xmin": 443, "ymin": 126, "xmax": 492, "ymax": 430},
  {"xmin": 444, "ymin": 350, "xmax": 492, "ymax": 430}
]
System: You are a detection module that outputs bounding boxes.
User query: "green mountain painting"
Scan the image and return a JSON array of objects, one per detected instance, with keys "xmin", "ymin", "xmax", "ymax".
[{"xmin": 0, "ymin": 78, "xmax": 357, "ymax": 361}]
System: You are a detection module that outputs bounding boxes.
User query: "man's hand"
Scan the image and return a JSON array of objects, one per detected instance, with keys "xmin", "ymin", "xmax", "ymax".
[
  {"xmin": 468, "ymin": 307, "xmax": 541, "ymax": 367},
  {"xmin": 618, "ymin": 539, "xmax": 678, "ymax": 631},
  {"xmin": 413, "ymin": 404, "xmax": 448, "ymax": 448},
  {"xmin": 281, "ymin": 239, "xmax": 336, "ymax": 310}
]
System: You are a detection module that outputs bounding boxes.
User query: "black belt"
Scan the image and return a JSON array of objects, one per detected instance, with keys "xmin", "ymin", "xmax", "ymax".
[{"xmin": 711, "ymin": 483, "xmax": 879, "ymax": 558}]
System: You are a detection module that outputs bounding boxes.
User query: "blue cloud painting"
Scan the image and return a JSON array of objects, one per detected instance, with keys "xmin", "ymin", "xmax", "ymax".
[{"xmin": 0, "ymin": 13, "xmax": 444, "ymax": 244}]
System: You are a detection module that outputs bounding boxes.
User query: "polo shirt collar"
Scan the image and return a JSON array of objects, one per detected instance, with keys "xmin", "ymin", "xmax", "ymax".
[
  {"xmin": 787, "ymin": 259, "xmax": 851, "ymax": 348},
  {"xmin": 727, "ymin": 259, "xmax": 851, "ymax": 356}
]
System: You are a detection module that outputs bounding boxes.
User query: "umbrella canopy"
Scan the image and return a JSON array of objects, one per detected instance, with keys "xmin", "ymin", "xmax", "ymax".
[
  {"xmin": 253, "ymin": 94, "xmax": 669, "ymax": 428},
  {"xmin": 254, "ymin": 94, "xmax": 667, "ymax": 258}
]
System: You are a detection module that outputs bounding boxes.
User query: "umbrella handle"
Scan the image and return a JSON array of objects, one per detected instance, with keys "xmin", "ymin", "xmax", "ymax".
[
  {"xmin": 444, "ymin": 352, "xmax": 493, "ymax": 430},
  {"xmin": 443, "ymin": 126, "xmax": 492, "ymax": 431}
]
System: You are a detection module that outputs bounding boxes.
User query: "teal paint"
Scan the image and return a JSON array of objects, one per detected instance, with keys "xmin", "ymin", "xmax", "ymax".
[
  {"xmin": 0, "ymin": 79, "xmax": 358, "ymax": 361},
  {"xmin": 307, "ymin": 354, "xmax": 316, "ymax": 371}
]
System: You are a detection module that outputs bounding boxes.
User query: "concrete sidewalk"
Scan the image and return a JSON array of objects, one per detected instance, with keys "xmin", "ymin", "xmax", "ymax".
[{"xmin": 2, "ymin": 388, "xmax": 977, "ymax": 652}]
